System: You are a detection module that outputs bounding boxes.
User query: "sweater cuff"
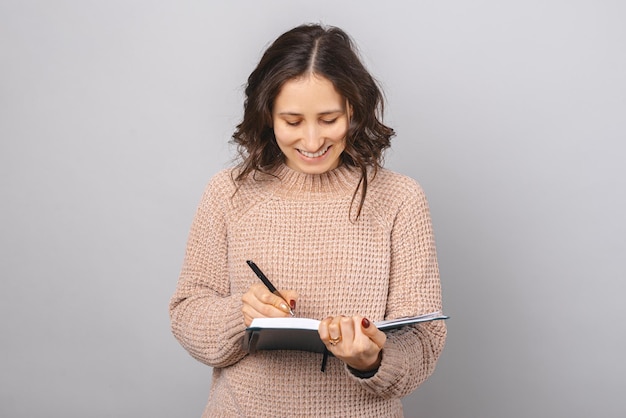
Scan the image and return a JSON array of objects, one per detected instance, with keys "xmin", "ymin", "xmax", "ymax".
[
  {"xmin": 347, "ymin": 364, "xmax": 379, "ymax": 379},
  {"xmin": 221, "ymin": 295, "xmax": 247, "ymax": 341},
  {"xmin": 353, "ymin": 339, "xmax": 411, "ymax": 397}
]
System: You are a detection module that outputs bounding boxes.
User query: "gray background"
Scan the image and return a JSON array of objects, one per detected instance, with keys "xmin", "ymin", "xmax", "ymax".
[{"xmin": 1, "ymin": 1, "xmax": 625, "ymax": 417}]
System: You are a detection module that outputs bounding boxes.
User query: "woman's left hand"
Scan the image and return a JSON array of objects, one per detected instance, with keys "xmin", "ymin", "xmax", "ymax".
[{"xmin": 318, "ymin": 315, "xmax": 386, "ymax": 373}]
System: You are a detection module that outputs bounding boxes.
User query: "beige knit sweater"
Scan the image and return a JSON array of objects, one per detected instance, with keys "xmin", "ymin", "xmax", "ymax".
[{"xmin": 170, "ymin": 163, "xmax": 446, "ymax": 417}]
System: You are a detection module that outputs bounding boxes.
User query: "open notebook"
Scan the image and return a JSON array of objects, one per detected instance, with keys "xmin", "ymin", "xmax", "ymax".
[{"xmin": 243, "ymin": 311, "xmax": 448, "ymax": 353}]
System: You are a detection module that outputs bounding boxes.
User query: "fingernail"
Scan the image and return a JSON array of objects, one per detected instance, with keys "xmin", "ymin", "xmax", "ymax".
[
  {"xmin": 361, "ymin": 318, "xmax": 370, "ymax": 328},
  {"xmin": 280, "ymin": 303, "xmax": 289, "ymax": 312},
  {"xmin": 290, "ymin": 299, "xmax": 296, "ymax": 310}
]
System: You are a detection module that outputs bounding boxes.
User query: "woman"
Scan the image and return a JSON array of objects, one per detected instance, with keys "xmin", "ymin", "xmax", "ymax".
[{"xmin": 170, "ymin": 24, "xmax": 446, "ymax": 417}]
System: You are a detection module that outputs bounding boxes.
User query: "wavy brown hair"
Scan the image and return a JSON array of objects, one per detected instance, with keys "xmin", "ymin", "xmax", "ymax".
[{"xmin": 232, "ymin": 24, "xmax": 395, "ymax": 217}]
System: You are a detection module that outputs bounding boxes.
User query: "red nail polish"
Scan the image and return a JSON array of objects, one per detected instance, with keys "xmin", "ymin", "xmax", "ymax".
[
  {"xmin": 361, "ymin": 318, "xmax": 370, "ymax": 328},
  {"xmin": 290, "ymin": 300, "xmax": 296, "ymax": 310}
]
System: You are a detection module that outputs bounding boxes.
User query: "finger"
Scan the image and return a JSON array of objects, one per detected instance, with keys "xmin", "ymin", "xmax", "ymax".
[
  {"xmin": 278, "ymin": 290, "xmax": 299, "ymax": 313},
  {"xmin": 268, "ymin": 296, "xmax": 291, "ymax": 315},
  {"xmin": 245, "ymin": 282, "xmax": 271, "ymax": 303},
  {"xmin": 242, "ymin": 283, "xmax": 270, "ymax": 313},
  {"xmin": 360, "ymin": 317, "xmax": 386, "ymax": 349},
  {"xmin": 318, "ymin": 316, "xmax": 333, "ymax": 342},
  {"xmin": 339, "ymin": 316, "xmax": 355, "ymax": 345},
  {"xmin": 328, "ymin": 316, "xmax": 343, "ymax": 342},
  {"xmin": 255, "ymin": 287, "xmax": 292, "ymax": 315},
  {"xmin": 243, "ymin": 283, "xmax": 290, "ymax": 317},
  {"xmin": 241, "ymin": 303, "xmax": 267, "ymax": 327}
]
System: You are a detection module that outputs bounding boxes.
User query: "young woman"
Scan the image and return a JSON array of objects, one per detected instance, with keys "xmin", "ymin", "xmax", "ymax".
[{"xmin": 170, "ymin": 24, "xmax": 446, "ymax": 417}]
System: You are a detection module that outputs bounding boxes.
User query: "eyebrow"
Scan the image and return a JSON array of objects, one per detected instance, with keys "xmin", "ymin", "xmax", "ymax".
[{"xmin": 277, "ymin": 110, "xmax": 344, "ymax": 117}]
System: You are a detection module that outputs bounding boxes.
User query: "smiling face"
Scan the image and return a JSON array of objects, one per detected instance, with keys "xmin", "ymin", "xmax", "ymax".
[{"xmin": 272, "ymin": 74, "xmax": 349, "ymax": 174}]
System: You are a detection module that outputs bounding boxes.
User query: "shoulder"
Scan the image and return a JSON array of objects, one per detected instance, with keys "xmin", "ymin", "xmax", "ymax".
[
  {"xmin": 362, "ymin": 168, "xmax": 432, "ymax": 227},
  {"xmin": 202, "ymin": 168, "xmax": 238, "ymax": 199},
  {"xmin": 369, "ymin": 168, "xmax": 428, "ymax": 204},
  {"xmin": 202, "ymin": 166, "xmax": 273, "ymax": 212}
]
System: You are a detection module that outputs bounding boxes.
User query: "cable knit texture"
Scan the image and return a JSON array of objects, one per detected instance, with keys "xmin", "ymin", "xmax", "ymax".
[{"xmin": 170, "ymin": 163, "xmax": 446, "ymax": 417}]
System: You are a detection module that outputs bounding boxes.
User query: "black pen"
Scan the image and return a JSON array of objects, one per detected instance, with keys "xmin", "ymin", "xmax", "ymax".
[{"xmin": 246, "ymin": 260, "xmax": 295, "ymax": 316}]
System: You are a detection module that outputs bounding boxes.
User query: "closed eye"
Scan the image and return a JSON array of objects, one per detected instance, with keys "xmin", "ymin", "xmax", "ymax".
[
  {"xmin": 321, "ymin": 118, "xmax": 337, "ymax": 125},
  {"xmin": 285, "ymin": 120, "xmax": 301, "ymax": 127}
]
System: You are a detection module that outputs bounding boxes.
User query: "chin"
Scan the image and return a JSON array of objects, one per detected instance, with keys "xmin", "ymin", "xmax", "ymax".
[{"xmin": 294, "ymin": 161, "xmax": 339, "ymax": 175}]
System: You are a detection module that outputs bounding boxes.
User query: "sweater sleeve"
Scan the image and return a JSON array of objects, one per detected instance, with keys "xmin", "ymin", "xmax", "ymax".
[
  {"xmin": 169, "ymin": 173, "xmax": 248, "ymax": 368},
  {"xmin": 349, "ymin": 179, "xmax": 447, "ymax": 398}
]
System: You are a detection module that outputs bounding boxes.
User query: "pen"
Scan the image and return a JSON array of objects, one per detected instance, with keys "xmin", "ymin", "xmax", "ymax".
[{"xmin": 246, "ymin": 260, "xmax": 295, "ymax": 316}]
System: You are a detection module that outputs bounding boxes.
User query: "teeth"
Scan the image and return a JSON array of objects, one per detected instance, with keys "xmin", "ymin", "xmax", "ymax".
[{"xmin": 299, "ymin": 146, "xmax": 330, "ymax": 158}]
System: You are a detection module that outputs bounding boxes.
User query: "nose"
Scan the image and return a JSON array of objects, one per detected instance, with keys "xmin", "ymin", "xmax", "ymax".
[{"xmin": 302, "ymin": 123, "xmax": 324, "ymax": 151}]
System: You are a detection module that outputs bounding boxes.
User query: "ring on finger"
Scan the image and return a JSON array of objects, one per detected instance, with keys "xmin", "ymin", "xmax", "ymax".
[{"xmin": 329, "ymin": 335, "xmax": 342, "ymax": 346}]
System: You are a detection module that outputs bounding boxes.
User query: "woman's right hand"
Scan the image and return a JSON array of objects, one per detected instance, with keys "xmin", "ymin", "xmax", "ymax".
[{"xmin": 241, "ymin": 283, "xmax": 298, "ymax": 327}]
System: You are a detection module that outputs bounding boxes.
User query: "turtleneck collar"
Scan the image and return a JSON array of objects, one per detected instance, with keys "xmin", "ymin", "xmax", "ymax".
[{"xmin": 266, "ymin": 163, "xmax": 364, "ymax": 201}]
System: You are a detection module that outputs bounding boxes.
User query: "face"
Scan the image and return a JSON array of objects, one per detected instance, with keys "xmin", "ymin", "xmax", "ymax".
[{"xmin": 272, "ymin": 74, "xmax": 349, "ymax": 174}]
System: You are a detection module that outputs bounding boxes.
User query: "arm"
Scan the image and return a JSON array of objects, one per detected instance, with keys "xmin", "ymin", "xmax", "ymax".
[
  {"xmin": 350, "ymin": 180, "xmax": 447, "ymax": 398},
  {"xmin": 169, "ymin": 173, "xmax": 248, "ymax": 368}
]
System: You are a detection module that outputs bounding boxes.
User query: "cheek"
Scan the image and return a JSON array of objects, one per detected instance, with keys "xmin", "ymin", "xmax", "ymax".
[
  {"xmin": 327, "ymin": 123, "xmax": 349, "ymax": 141},
  {"xmin": 273, "ymin": 127, "xmax": 294, "ymax": 147}
]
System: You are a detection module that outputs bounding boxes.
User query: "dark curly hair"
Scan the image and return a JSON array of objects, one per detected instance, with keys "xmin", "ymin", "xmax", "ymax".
[{"xmin": 232, "ymin": 24, "xmax": 395, "ymax": 217}]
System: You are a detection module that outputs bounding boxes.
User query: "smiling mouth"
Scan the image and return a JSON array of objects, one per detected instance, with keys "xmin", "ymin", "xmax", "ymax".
[{"xmin": 297, "ymin": 145, "xmax": 331, "ymax": 158}]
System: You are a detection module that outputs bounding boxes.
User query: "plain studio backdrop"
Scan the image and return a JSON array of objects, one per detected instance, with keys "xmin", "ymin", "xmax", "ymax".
[{"xmin": 1, "ymin": 1, "xmax": 625, "ymax": 417}]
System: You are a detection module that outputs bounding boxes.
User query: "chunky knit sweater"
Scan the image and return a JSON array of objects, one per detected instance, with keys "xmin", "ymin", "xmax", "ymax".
[{"xmin": 170, "ymin": 163, "xmax": 446, "ymax": 417}]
